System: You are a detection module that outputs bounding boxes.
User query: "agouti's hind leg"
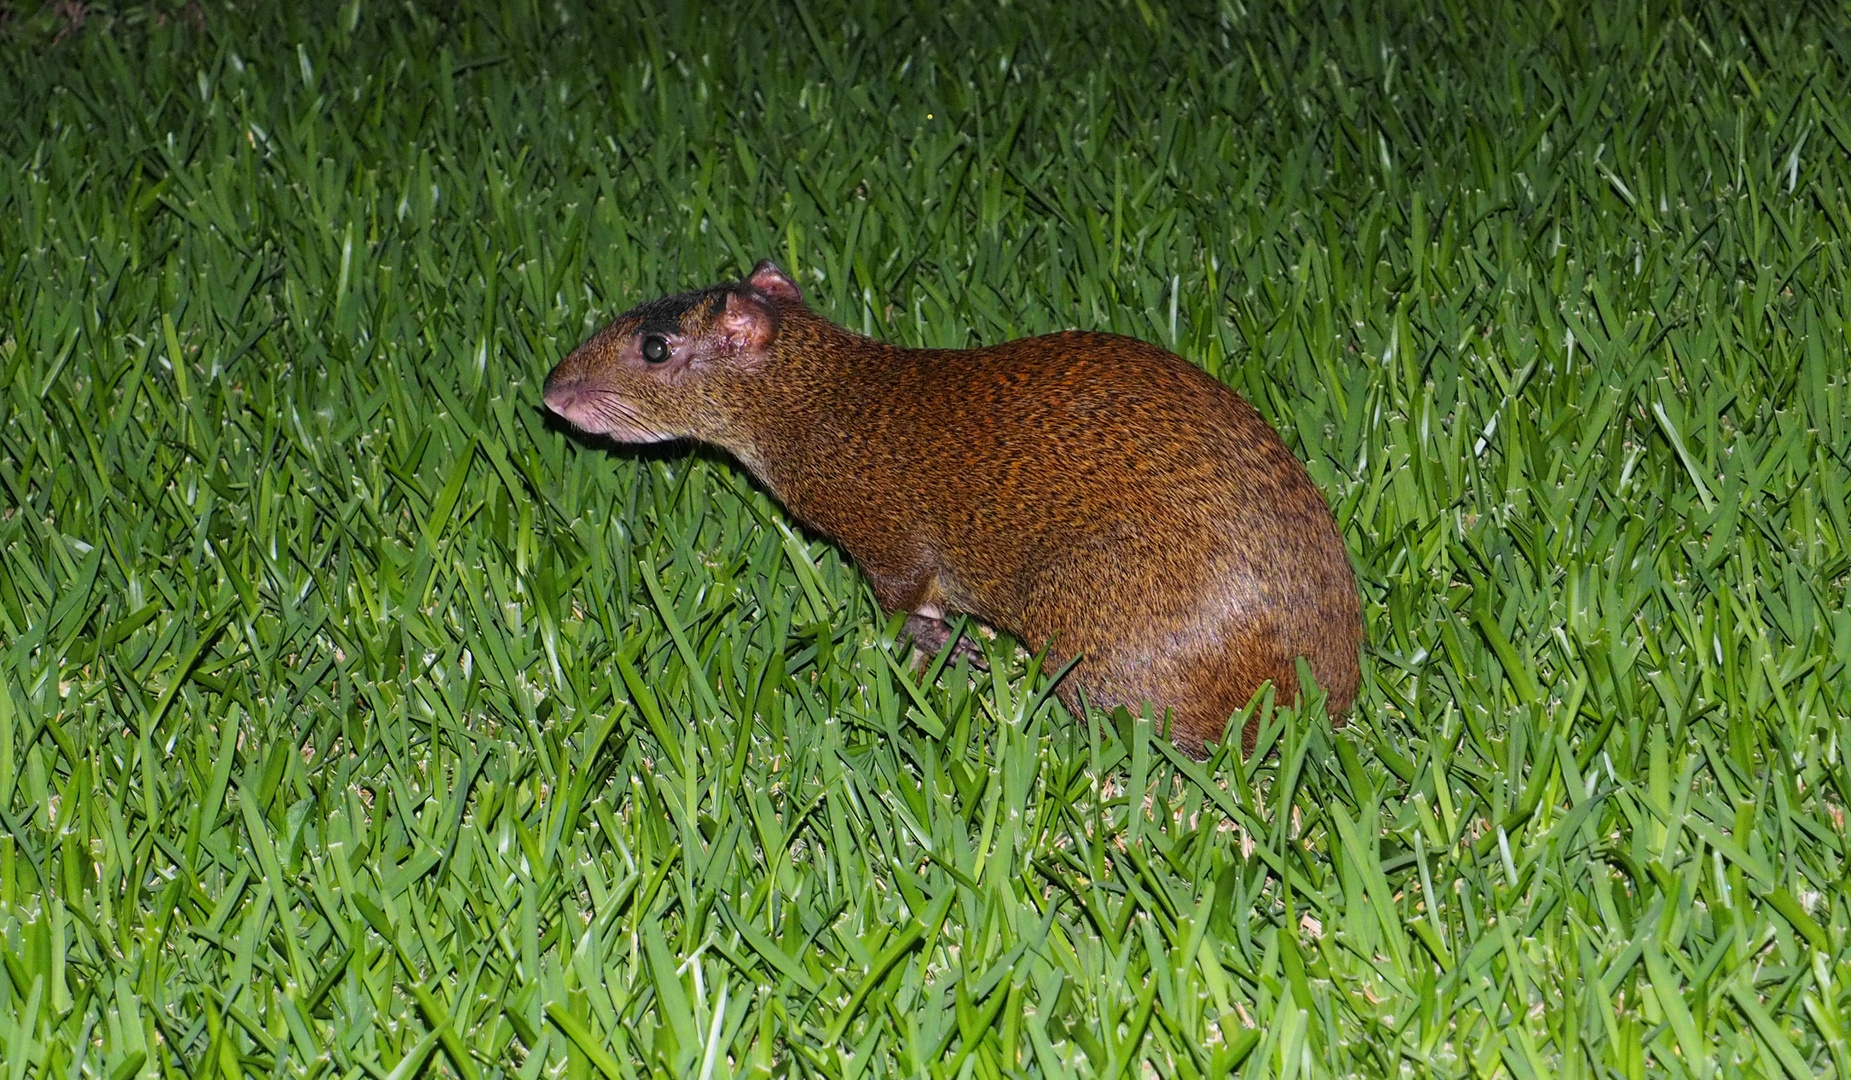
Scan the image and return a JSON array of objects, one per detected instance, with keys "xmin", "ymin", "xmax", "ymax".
[{"xmin": 899, "ymin": 608, "xmax": 990, "ymax": 670}]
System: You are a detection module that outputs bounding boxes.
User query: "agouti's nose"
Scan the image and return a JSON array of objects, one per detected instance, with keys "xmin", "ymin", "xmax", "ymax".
[
  {"xmin": 542, "ymin": 378, "xmax": 577, "ymax": 416},
  {"xmin": 545, "ymin": 395, "xmax": 597, "ymax": 432},
  {"xmin": 542, "ymin": 373, "xmax": 595, "ymax": 430}
]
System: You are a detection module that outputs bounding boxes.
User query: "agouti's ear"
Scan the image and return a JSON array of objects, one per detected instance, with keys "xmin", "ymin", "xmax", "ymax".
[
  {"xmin": 746, "ymin": 260, "xmax": 804, "ymax": 306},
  {"xmin": 716, "ymin": 290, "xmax": 780, "ymax": 355}
]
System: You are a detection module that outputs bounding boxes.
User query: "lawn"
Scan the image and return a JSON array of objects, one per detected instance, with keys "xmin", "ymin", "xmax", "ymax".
[{"xmin": 2, "ymin": 0, "xmax": 1849, "ymax": 1076}]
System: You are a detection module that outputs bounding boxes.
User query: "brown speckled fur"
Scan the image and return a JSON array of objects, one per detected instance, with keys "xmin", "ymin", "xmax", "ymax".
[{"xmin": 543, "ymin": 261, "xmax": 1362, "ymax": 756}]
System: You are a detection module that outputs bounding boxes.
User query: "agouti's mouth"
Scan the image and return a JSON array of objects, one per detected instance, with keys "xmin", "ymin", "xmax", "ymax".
[{"xmin": 542, "ymin": 380, "xmax": 673, "ymax": 444}]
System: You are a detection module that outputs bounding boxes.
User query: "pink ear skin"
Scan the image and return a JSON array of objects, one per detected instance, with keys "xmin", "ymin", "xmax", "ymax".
[
  {"xmin": 715, "ymin": 290, "xmax": 780, "ymax": 354},
  {"xmin": 746, "ymin": 260, "xmax": 805, "ymax": 305}
]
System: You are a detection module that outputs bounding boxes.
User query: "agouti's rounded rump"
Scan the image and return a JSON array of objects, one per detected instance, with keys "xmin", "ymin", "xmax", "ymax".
[{"xmin": 544, "ymin": 261, "xmax": 1361, "ymax": 755}]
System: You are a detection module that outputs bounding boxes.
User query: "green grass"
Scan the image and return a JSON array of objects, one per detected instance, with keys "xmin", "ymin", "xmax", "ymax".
[{"xmin": 2, "ymin": 0, "xmax": 1850, "ymax": 1076}]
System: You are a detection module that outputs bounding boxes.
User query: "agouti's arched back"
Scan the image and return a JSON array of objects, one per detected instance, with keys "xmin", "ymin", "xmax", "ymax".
[{"xmin": 544, "ymin": 260, "xmax": 1362, "ymax": 755}]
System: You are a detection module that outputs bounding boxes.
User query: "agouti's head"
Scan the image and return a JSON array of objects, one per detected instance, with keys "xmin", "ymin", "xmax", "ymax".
[{"xmin": 543, "ymin": 260, "xmax": 804, "ymax": 443}]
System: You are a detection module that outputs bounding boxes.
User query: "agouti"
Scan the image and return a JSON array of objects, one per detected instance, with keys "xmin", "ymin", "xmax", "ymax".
[{"xmin": 543, "ymin": 261, "xmax": 1362, "ymax": 756}]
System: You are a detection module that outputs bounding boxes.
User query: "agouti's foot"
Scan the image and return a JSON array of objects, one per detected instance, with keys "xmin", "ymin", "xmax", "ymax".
[{"xmin": 900, "ymin": 612, "xmax": 990, "ymax": 670}]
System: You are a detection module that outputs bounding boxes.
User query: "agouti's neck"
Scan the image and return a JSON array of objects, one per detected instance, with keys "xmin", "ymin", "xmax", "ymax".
[{"xmin": 716, "ymin": 311, "xmax": 913, "ymax": 493}]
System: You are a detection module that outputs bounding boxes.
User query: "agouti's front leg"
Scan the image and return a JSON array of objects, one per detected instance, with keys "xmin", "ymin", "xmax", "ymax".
[
  {"xmin": 899, "ymin": 606, "xmax": 991, "ymax": 670},
  {"xmin": 863, "ymin": 559, "xmax": 991, "ymax": 671}
]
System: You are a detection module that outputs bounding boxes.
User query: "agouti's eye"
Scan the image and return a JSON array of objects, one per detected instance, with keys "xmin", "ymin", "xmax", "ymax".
[{"xmin": 641, "ymin": 335, "xmax": 670, "ymax": 363}]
